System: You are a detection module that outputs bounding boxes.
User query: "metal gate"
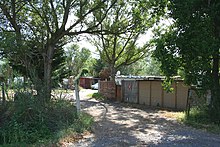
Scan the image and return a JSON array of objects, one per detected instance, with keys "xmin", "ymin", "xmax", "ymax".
[{"xmin": 122, "ymin": 80, "xmax": 138, "ymax": 103}]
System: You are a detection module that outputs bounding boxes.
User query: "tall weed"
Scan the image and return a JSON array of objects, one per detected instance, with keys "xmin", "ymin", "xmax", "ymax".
[{"xmin": 0, "ymin": 91, "xmax": 93, "ymax": 145}]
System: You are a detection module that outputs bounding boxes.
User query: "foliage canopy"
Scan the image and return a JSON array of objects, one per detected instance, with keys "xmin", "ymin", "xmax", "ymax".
[{"xmin": 153, "ymin": 0, "xmax": 220, "ymax": 122}]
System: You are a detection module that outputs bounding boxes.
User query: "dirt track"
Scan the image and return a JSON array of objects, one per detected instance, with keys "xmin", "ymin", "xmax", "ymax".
[{"xmin": 67, "ymin": 89, "xmax": 220, "ymax": 147}]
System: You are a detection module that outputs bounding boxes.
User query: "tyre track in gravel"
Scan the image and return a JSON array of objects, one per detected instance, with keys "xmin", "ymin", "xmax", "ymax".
[{"xmin": 67, "ymin": 90, "xmax": 220, "ymax": 147}]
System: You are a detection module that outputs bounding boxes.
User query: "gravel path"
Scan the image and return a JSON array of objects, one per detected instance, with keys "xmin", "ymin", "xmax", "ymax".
[{"xmin": 67, "ymin": 90, "xmax": 220, "ymax": 147}]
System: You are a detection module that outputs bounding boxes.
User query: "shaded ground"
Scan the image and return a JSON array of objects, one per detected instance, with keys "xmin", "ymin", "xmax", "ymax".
[{"xmin": 66, "ymin": 89, "xmax": 220, "ymax": 147}]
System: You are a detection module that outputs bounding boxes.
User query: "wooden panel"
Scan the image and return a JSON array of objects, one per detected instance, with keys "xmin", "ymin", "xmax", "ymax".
[
  {"xmin": 116, "ymin": 85, "xmax": 122, "ymax": 101},
  {"xmin": 151, "ymin": 81, "xmax": 162, "ymax": 107},
  {"xmin": 176, "ymin": 82, "xmax": 189, "ymax": 109},
  {"xmin": 123, "ymin": 80, "xmax": 138, "ymax": 103},
  {"xmin": 139, "ymin": 81, "xmax": 151, "ymax": 105},
  {"xmin": 163, "ymin": 84, "xmax": 175, "ymax": 108}
]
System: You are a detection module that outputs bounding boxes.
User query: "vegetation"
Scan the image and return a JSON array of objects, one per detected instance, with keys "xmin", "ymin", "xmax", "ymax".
[
  {"xmin": 92, "ymin": 59, "xmax": 106, "ymax": 78},
  {"xmin": 91, "ymin": 0, "xmax": 160, "ymax": 79},
  {"xmin": 153, "ymin": 0, "xmax": 220, "ymax": 123},
  {"xmin": 1, "ymin": 0, "xmax": 220, "ymax": 144},
  {"xmin": 91, "ymin": 92, "xmax": 105, "ymax": 101},
  {"xmin": 0, "ymin": 92, "xmax": 93, "ymax": 146},
  {"xmin": 176, "ymin": 107, "xmax": 220, "ymax": 134},
  {"xmin": 120, "ymin": 55, "xmax": 162, "ymax": 76},
  {"xmin": 65, "ymin": 44, "xmax": 91, "ymax": 78},
  {"xmin": 0, "ymin": 0, "xmax": 118, "ymax": 101}
]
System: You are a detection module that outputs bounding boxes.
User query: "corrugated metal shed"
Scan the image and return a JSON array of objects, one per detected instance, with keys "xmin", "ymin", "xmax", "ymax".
[
  {"xmin": 122, "ymin": 80, "xmax": 138, "ymax": 103},
  {"xmin": 117, "ymin": 75, "xmax": 189, "ymax": 110}
]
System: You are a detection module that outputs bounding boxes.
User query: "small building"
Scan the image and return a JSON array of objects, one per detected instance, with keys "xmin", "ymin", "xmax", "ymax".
[
  {"xmin": 118, "ymin": 76, "xmax": 189, "ymax": 110},
  {"xmin": 100, "ymin": 75, "xmax": 189, "ymax": 110},
  {"xmin": 79, "ymin": 77, "xmax": 100, "ymax": 89}
]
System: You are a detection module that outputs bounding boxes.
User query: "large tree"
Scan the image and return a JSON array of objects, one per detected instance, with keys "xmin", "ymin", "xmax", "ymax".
[
  {"xmin": 153, "ymin": 0, "xmax": 220, "ymax": 122},
  {"xmin": 65, "ymin": 44, "xmax": 91, "ymax": 77},
  {"xmin": 91, "ymin": 0, "xmax": 159, "ymax": 79},
  {"xmin": 0, "ymin": 0, "xmax": 117, "ymax": 102}
]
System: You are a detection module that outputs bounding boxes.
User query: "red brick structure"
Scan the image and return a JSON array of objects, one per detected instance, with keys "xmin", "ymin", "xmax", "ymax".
[
  {"xmin": 99, "ymin": 81, "xmax": 122, "ymax": 101},
  {"xmin": 99, "ymin": 81, "xmax": 116, "ymax": 100}
]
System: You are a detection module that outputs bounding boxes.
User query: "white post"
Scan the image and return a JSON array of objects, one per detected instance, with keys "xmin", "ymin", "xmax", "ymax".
[{"xmin": 75, "ymin": 80, "xmax": 81, "ymax": 115}]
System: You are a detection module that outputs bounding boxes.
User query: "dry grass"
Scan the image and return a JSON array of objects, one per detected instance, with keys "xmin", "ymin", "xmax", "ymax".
[{"xmin": 160, "ymin": 111, "xmax": 185, "ymax": 120}]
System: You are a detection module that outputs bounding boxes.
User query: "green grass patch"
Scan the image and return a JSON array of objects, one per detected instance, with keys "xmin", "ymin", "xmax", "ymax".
[
  {"xmin": 0, "ymin": 92, "xmax": 93, "ymax": 146},
  {"xmin": 91, "ymin": 92, "xmax": 105, "ymax": 101},
  {"xmin": 176, "ymin": 107, "xmax": 220, "ymax": 134},
  {"xmin": 53, "ymin": 89, "xmax": 73, "ymax": 94}
]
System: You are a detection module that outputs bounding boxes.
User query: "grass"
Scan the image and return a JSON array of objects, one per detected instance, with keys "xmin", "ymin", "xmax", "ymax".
[
  {"xmin": 0, "ymin": 92, "xmax": 94, "ymax": 146},
  {"xmin": 91, "ymin": 92, "xmax": 105, "ymax": 101},
  {"xmin": 53, "ymin": 89, "xmax": 74, "ymax": 94},
  {"xmin": 174, "ymin": 107, "xmax": 220, "ymax": 134}
]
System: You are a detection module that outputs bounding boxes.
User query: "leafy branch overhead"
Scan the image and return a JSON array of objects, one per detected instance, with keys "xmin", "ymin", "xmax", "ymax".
[
  {"xmin": 91, "ymin": 0, "xmax": 159, "ymax": 79},
  {"xmin": 152, "ymin": 0, "xmax": 220, "ymax": 122},
  {"xmin": 0, "ymin": 0, "xmax": 118, "ymax": 101}
]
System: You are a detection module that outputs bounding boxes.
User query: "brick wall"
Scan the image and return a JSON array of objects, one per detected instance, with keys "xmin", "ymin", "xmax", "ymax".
[{"xmin": 99, "ymin": 81, "xmax": 116, "ymax": 100}]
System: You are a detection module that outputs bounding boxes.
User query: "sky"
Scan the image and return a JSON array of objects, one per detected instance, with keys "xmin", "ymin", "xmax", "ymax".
[{"xmin": 76, "ymin": 29, "xmax": 154, "ymax": 59}]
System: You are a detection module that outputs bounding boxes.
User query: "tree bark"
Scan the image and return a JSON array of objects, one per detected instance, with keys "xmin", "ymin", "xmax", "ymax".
[
  {"xmin": 1, "ymin": 82, "xmax": 5, "ymax": 105},
  {"xmin": 110, "ymin": 64, "xmax": 116, "ymax": 81},
  {"xmin": 210, "ymin": 15, "xmax": 220, "ymax": 122},
  {"xmin": 43, "ymin": 45, "xmax": 54, "ymax": 102},
  {"xmin": 210, "ymin": 48, "xmax": 220, "ymax": 122}
]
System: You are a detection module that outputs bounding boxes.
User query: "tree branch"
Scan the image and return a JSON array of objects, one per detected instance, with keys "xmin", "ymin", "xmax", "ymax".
[
  {"xmin": 28, "ymin": 2, "xmax": 52, "ymax": 33},
  {"xmin": 50, "ymin": 0, "xmax": 59, "ymax": 29},
  {"xmin": 65, "ymin": 0, "xmax": 117, "ymax": 35}
]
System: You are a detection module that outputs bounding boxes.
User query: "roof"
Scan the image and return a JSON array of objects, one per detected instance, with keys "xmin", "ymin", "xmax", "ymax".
[
  {"xmin": 115, "ymin": 75, "xmax": 165, "ymax": 80},
  {"xmin": 115, "ymin": 75, "xmax": 183, "ymax": 85}
]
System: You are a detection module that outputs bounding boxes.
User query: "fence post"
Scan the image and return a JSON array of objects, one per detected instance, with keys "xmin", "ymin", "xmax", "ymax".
[{"xmin": 186, "ymin": 89, "xmax": 192, "ymax": 117}]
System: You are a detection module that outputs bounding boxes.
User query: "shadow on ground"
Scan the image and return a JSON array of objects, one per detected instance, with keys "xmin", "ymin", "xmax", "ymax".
[{"xmin": 73, "ymin": 99, "xmax": 220, "ymax": 147}]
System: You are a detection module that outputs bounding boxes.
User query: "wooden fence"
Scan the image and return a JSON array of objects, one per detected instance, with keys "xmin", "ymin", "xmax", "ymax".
[{"xmin": 99, "ymin": 80, "xmax": 190, "ymax": 110}]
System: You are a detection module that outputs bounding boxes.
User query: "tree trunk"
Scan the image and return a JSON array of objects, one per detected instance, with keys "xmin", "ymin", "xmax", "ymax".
[
  {"xmin": 1, "ymin": 82, "xmax": 5, "ymax": 105},
  {"xmin": 210, "ymin": 49, "xmax": 220, "ymax": 122},
  {"xmin": 42, "ymin": 45, "xmax": 54, "ymax": 102},
  {"xmin": 210, "ymin": 16, "xmax": 220, "ymax": 123},
  {"xmin": 110, "ymin": 64, "xmax": 116, "ymax": 81}
]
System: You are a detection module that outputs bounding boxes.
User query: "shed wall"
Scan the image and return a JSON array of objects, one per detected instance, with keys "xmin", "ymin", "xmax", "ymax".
[
  {"xmin": 116, "ymin": 85, "xmax": 122, "ymax": 101},
  {"xmin": 163, "ymin": 84, "xmax": 176, "ymax": 108},
  {"xmin": 176, "ymin": 82, "xmax": 188, "ymax": 109},
  {"xmin": 139, "ymin": 81, "xmax": 151, "ymax": 105},
  {"xmin": 151, "ymin": 81, "xmax": 162, "ymax": 107},
  {"xmin": 138, "ymin": 80, "xmax": 189, "ymax": 110},
  {"xmin": 122, "ymin": 80, "xmax": 138, "ymax": 103}
]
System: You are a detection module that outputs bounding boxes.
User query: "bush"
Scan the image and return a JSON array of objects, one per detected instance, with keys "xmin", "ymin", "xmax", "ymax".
[
  {"xmin": 92, "ymin": 92, "xmax": 105, "ymax": 100},
  {"xmin": 186, "ymin": 107, "xmax": 210, "ymax": 123},
  {"xmin": 178, "ymin": 106, "xmax": 220, "ymax": 134},
  {"xmin": 0, "ymin": 92, "xmax": 93, "ymax": 146}
]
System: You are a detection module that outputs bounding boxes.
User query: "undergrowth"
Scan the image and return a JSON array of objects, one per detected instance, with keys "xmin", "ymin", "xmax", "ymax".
[
  {"xmin": 91, "ymin": 92, "xmax": 105, "ymax": 101},
  {"xmin": 0, "ymin": 92, "xmax": 93, "ymax": 146},
  {"xmin": 176, "ymin": 107, "xmax": 220, "ymax": 134}
]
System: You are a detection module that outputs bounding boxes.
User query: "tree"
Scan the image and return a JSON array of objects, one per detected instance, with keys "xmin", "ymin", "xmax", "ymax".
[
  {"xmin": 153, "ymin": 0, "xmax": 220, "ymax": 122},
  {"xmin": 0, "ymin": 0, "xmax": 117, "ymax": 102},
  {"xmin": 65, "ymin": 44, "xmax": 91, "ymax": 77},
  {"xmin": 0, "ymin": 61, "xmax": 13, "ymax": 105},
  {"xmin": 90, "ymin": 58, "xmax": 105, "ymax": 77},
  {"xmin": 65, "ymin": 44, "xmax": 91, "ymax": 114},
  {"xmin": 91, "ymin": 0, "xmax": 157, "ymax": 80},
  {"xmin": 119, "ymin": 55, "xmax": 162, "ymax": 76}
]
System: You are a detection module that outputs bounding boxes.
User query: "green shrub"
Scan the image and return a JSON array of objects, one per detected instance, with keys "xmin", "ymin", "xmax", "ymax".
[
  {"xmin": 0, "ymin": 92, "xmax": 93, "ymax": 146},
  {"xmin": 186, "ymin": 107, "xmax": 210, "ymax": 123},
  {"xmin": 178, "ymin": 106, "xmax": 220, "ymax": 134},
  {"xmin": 92, "ymin": 92, "xmax": 105, "ymax": 100},
  {"xmin": 55, "ymin": 113, "xmax": 93, "ymax": 142},
  {"xmin": 72, "ymin": 113, "xmax": 94, "ymax": 133}
]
